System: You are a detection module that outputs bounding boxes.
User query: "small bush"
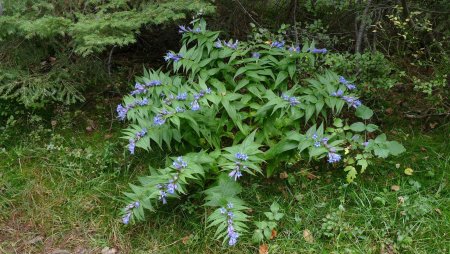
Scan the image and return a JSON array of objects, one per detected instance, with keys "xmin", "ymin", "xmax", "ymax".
[{"xmin": 117, "ymin": 19, "xmax": 405, "ymax": 246}]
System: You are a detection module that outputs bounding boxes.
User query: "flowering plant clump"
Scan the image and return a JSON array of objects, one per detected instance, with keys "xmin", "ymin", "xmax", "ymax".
[{"xmin": 118, "ymin": 19, "xmax": 405, "ymax": 246}]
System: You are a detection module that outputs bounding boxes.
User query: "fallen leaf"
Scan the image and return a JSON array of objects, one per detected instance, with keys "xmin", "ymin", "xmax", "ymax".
[
  {"xmin": 404, "ymin": 168, "xmax": 413, "ymax": 176},
  {"xmin": 270, "ymin": 229, "xmax": 277, "ymax": 240},
  {"xmin": 279, "ymin": 171, "xmax": 288, "ymax": 179},
  {"xmin": 259, "ymin": 243, "xmax": 269, "ymax": 254},
  {"xmin": 182, "ymin": 235, "xmax": 190, "ymax": 244},
  {"xmin": 429, "ymin": 122, "xmax": 438, "ymax": 129},
  {"xmin": 395, "ymin": 163, "xmax": 400, "ymax": 169},
  {"xmin": 435, "ymin": 208, "xmax": 442, "ymax": 215},
  {"xmin": 385, "ymin": 108, "xmax": 393, "ymax": 115},
  {"xmin": 398, "ymin": 196, "xmax": 405, "ymax": 204},
  {"xmin": 51, "ymin": 120, "xmax": 57, "ymax": 128},
  {"xmin": 303, "ymin": 229, "xmax": 314, "ymax": 243},
  {"xmin": 420, "ymin": 147, "xmax": 427, "ymax": 152},
  {"xmin": 101, "ymin": 247, "xmax": 117, "ymax": 254},
  {"xmin": 391, "ymin": 185, "xmax": 400, "ymax": 192}
]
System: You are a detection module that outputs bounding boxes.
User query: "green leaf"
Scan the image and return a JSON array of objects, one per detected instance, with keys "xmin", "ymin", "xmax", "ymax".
[
  {"xmin": 349, "ymin": 122, "xmax": 366, "ymax": 132},
  {"xmin": 365, "ymin": 124, "xmax": 378, "ymax": 132},
  {"xmin": 387, "ymin": 141, "xmax": 406, "ymax": 156},
  {"xmin": 344, "ymin": 166, "xmax": 357, "ymax": 183},
  {"xmin": 355, "ymin": 105, "xmax": 373, "ymax": 120},
  {"xmin": 274, "ymin": 71, "xmax": 288, "ymax": 88}
]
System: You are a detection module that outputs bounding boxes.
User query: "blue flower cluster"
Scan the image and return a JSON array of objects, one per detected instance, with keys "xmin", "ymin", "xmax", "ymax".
[
  {"xmin": 229, "ymin": 153, "xmax": 248, "ymax": 181},
  {"xmin": 122, "ymin": 201, "xmax": 140, "ymax": 224},
  {"xmin": 339, "ymin": 76, "xmax": 357, "ymax": 90},
  {"xmin": 164, "ymin": 52, "xmax": 183, "ymax": 62},
  {"xmin": 178, "ymin": 25, "xmax": 201, "ymax": 34},
  {"xmin": 116, "ymin": 98, "xmax": 149, "ymax": 121},
  {"xmin": 312, "ymin": 133, "xmax": 341, "ymax": 163},
  {"xmin": 215, "ymin": 39, "xmax": 239, "ymax": 50},
  {"xmin": 288, "ymin": 45, "xmax": 301, "ymax": 52},
  {"xmin": 128, "ymin": 128, "xmax": 147, "ymax": 154},
  {"xmin": 281, "ymin": 93, "xmax": 300, "ymax": 106},
  {"xmin": 130, "ymin": 80, "xmax": 162, "ymax": 96},
  {"xmin": 330, "ymin": 90, "xmax": 362, "ymax": 108},
  {"xmin": 219, "ymin": 202, "xmax": 239, "ymax": 246},
  {"xmin": 156, "ymin": 156, "xmax": 188, "ymax": 204},
  {"xmin": 252, "ymin": 52, "xmax": 261, "ymax": 59},
  {"xmin": 271, "ymin": 40, "xmax": 285, "ymax": 48}
]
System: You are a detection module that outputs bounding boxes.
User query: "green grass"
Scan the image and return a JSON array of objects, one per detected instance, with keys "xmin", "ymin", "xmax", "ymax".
[{"xmin": 0, "ymin": 115, "xmax": 448, "ymax": 253}]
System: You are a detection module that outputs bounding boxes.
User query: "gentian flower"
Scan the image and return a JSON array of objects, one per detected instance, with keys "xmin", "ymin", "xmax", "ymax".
[
  {"xmin": 190, "ymin": 100, "xmax": 200, "ymax": 111},
  {"xmin": 122, "ymin": 212, "xmax": 131, "ymax": 224},
  {"xmin": 314, "ymin": 141, "xmax": 321, "ymax": 147},
  {"xmin": 235, "ymin": 152, "xmax": 248, "ymax": 161},
  {"xmin": 175, "ymin": 106, "xmax": 185, "ymax": 113},
  {"xmin": 289, "ymin": 97, "xmax": 300, "ymax": 106},
  {"xmin": 145, "ymin": 80, "xmax": 162, "ymax": 87},
  {"xmin": 214, "ymin": 39, "xmax": 223, "ymax": 48},
  {"xmin": 166, "ymin": 180, "xmax": 177, "ymax": 194},
  {"xmin": 224, "ymin": 40, "xmax": 239, "ymax": 50},
  {"xmin": 327, "ymin": 152, "xmax": 341, "ymax": 163},
  {"xmin": 153, "ymin": 114, "xmax": 166, "ymax": 126},
  {"xmin": 312, "ymin": 133, "xmax": 318, "ymax": 140},
  {"xmin": 128, "ymin": 139, "xmax": 136, "ymax": 154},
  {"xmin": 164, "ymin": 52, "xmax": 183, "ymax": 62},
  {"xmin": 176, "ymin": 92, "xmax": 187, "ymax": 101},
  {"xmin": 288, "ymin": 45, "xmax": 301, "ymax": 52},
  {"xmin": 173, "ymin": 156, "xmax": 188, "ymax": 169},
  {"xmin": 252, "ymin": 52, "xmax": 261, "ymax": 59},
  {"xmin": 229, "ymin": 166, "xmax": 243, "ymax": 181},
  {"xmin": 311, "ymin": 48, "xmax": 328, "ymax": 54},
  {"xmin": 117, "ymin": 104, "xmax": 128, "ymax": 121},
  {"xmin": 271, "ymin": 40, "xmax": 285, "ymax": 48},
  {"xmin": 130, "ymin": 83, "xmax": 147, "ymax": 96},
  {"xmin": 342, "ymin": 96, "xmax": 362, "ymax": 108},
  {"xmin": 331, "ymin": 89, "xmax": 344, "ymax": 97}
]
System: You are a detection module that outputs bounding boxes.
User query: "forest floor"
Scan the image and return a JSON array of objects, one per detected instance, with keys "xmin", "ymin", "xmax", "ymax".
[{"xmin": 0, "ymin": 103, "xmax": 449, "ymax": 254}]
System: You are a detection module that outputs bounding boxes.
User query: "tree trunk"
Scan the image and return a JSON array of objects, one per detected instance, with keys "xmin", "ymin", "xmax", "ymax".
[{"xmin": 355, "ymin": 0, "xmax": 372, "ymax": 53}]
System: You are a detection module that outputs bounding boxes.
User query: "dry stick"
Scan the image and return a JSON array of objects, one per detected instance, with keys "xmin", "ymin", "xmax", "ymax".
[
  {"xmin": 293, "ymin": 0, "xmax": 299, "ymax": 46},
  {"xmin": 108, "ymin": 46, "xmax": 116, "ymax": 76},
  {"xmin": 233, "ymin": 0, "xmax": 261, "ymax": 27}
]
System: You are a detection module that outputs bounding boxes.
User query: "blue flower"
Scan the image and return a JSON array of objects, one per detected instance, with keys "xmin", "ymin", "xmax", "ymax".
[
  {"xmin": 222, "ymin": 205, "xmax": 239, "ymax": 246},
  {"xmin": 117, "ymin": 104, "xmax": 128, "ymax": 121},
  {"xmin": 271, "ymin": 40, "xmax": 285, "ymax": 48},
  {"xmin": 157, "ymin": 184, "xmax": 168, "ymax": 204},
  {"xmin": 128, "ymin": 139, "xmax": 136, "ymax": 154},
  {"xmin": 281, "ymin": 93, "xmax": 290, "ymax": 101},
  {"xmin": 130, "ymin": 83, "xmax": 147, "ymax": 96},
  {"xmin": 214, "ymin": 39, "xmax": 223, "ymax": 48},
  {"xmin": 229, "ymin": 166, "xmax": 243, "ymax": 181},
  {"xmin": 173, "ymin": 156, "xmax": 188, "ymax": 169},
  {"xmin": 321, "ymin": 137, "xmax": 329, "ymax": 144},
  {"xmin": 136, "ymin": 98, "xmax": 149, "ymax": 106},
  {"xmin": 190, "ymin": 100, "xmax": 200, "ymax": 111},
  {"xmin": 339, "ymin": 76, "xmax": 348, "ymax": 84},
  {"xmin": 145, "ymin": 80, "xmax": 162, "ymax": 87},
  {"xmin": 289, "ymin": 97, "xmax": 300, "ymax": 106},
  {"xmin": 311, "ymin": 48, "xmax": 327, "ymax": 54},
  {"xmin": 327, "ymin": 152, "xmax": 341, "ymax": 163},
  {"xmin": 235, "ymin": 152, "xmax": 248, "ymax": 161},
  {"xmin": 175, "ymin": 106, "xmax": 185, "ymax": 113},
  {"xmin": 227, "ymin": 202, "xmax": 234, "ymax": 209},
  {"xmin": 288, "ymin": 45, "xmax": 301, "ymax": 52},
  {"xmin": 220, "ymin": 207, "xmax": 227, "ymax": 214},
  {"xmin": 176, "ymin": 92, "xmax": 187, "ymax": 101},
  {"xmin": 331, "ymin": 89, "xmax": 344, "ymax": 97},
  {"xmin": 153, "ymin": 114, "xmax": 166, "ymax": 126},
  {"xmin": 122, "ymin": 212, "xmax": 131, "ymax": 224},
  {"xmin": 166, "ymin": 180, "xmax": 177, "ymax": 194},
  {"xmin": 312, "ymin": 133, "xmax": 318, "ymax": 140},
  {"xmin": 136, "ymin": 128, "xmax": 147, "ymax": 139},
  {"xmin": 178, "ymin": 25, "xmax": 189, "ymax": 33},
  {"xmin": 164, "ymin": 52, "xmax": 183, "ymax": 62},
  {"xmin": 362, "ymin": 141, "xmax": 369, "ymax": 147},
  {"xmin": 252, "ymin": 52, "xmax": 261, "ymax": 59},
  {"xmin": 314, "ymin": 141, "xmax": 321, "ymax": 147},
  {"xmin": 228, "ymin": 232, "xmax": 239, "ymax": 246},
  {"xmin": 224, "ymin": 40, "xmax": 239, "ymax": 50},
  {"xmin": 346, "ymin": 84, "xmax": 357, "ymax": 90},
  {"xmin": 342, "ymin": 96, "xmax": 362, "ymax": 108}
]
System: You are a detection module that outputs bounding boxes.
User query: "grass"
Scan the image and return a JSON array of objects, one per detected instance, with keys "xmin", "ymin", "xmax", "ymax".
[{"xmin": 0, "ymin": 110, "xmax": 448, "ymax": 254}]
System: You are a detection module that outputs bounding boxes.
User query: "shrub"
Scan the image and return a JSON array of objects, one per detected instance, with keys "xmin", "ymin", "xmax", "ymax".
[{"xmin": 117, "ymin": 19, "xmax": 405, "ymax": 246}]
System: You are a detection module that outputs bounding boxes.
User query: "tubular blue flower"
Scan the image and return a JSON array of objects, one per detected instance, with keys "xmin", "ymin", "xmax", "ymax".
[
  {"xmin": 117, "ymin": 104, "xmax": 128, "ymax": 121},
  {"xmin": 327, "ymin": 152, "xmax": 341, "ymax": 163},
  {"xmin": 145, "ymin": 80, "xmax": 162, "ymax": 87},
  {"xmin": 178, "ymin": 25, "xmax": 189, "ymax": 33},
  {"xmin": 224, "ymin": 40, "xmax": 239, "ymax": 50},
  {"xmin": 136, "ymin": 128, "xmax": 147, "ymax": 139},
  {"xmin": 204, "ymin": 87, "xmax": 212, "ymax": 94},
  {"xmin": 166, "ymin": 180, "xmax": 177, "ymax": 194},
  {"xmin": 130, "ymin": 83, "xmax": 147, "ymax": 96},
  {"xmin": 281, "ymin": 93, "xmax": 290, "ymax": 101},
  {"xmin": 136, "ymin": 98, "xmax": 149, "ymax": 106},
  {"xmin": 122, "ymin": 212, "xmax": 131, "ymax": 225},
  {"xmin": 227, "ymin": 202, "xmax": 234, "ymax": 209},
  {"xmin": 190, "ymin": 100, "xmax": 200, "ymax": 111},
  {"xmin": 173, "ymin": 156, "xmax": 188, "ymax": 169},
  {"xmin": 346, "ymin": 84, "xmax": 357, "ymax": 90},
  {"xmin": 157, "ymin": 184, "xmax": 168, "ymax": 204},
  {"xmin": 312, "ymin": 133, "xmax": 318, "ymax": 140},
  {"xmin": 289, "ymin": 97, "xmax": 300, "ymax": 106},
  {"xmin": 229, "ymin": 166, "xmax": 243, "ymax": 181},
  {"xmin": 228, "ymin": 232, "xmax": 239, "ymax": 246},
  {"xmin": 164, "ymin": 52, "xmax": 183, "ymax": 62},
  {"xmin": 331, "ymin": 89, "xmax": 344, "ymax": 97},
  {"xmin": 342, "ymin": 96, "xmax": 362, "ymax": 108},
  {"xmin": 314, "ymin": 141, "xmax": 321, "ymax": 147},
  {"xmin": 220, "ymin": 207, "xmax": 227, "ymax": 214},
  {"xmin": 176, "ymin": 92, "xmax": 187, "ymax": 101},
  {"xmin": 271, "ymin": 40, "xmax": 285, "ymax": 48},
  {"xmin": 175, "ymin": 106, "xmax": 185, "ymax": 113},
  {"xmin": 252, "ymin": 52, "xmax": 261, "ymax": 59},
  {"xmin": 214, "ymin": 39, "xmax": 223, "ymax": 48},
  {"xmin": 153, "ymin": 114, "xmax": 166, "ymax": 126},
  {"xmin": 362, "ymin": 141, "xmax": 369, "ymax": 147},
  {"xmin": 321, "ymin": 137, "xmax": 329, "ymax": 144},
  {"xmin": 311, "ymin": 48, "xmax": 328, "ymax": 54},
  {"xmin": 339, "ymin": 76, "xmax": 348, "ymax": 84},
  {"xmin": 128, "ymin": 139, "xmax": 136, "ymax": 154},
  {"xmin": 235, "ymin": 152, "xmax": 248, "ymax": 161},
  {"xmin": 288, "ymin": 45, "xmax": 301, "ymax": 52}
]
